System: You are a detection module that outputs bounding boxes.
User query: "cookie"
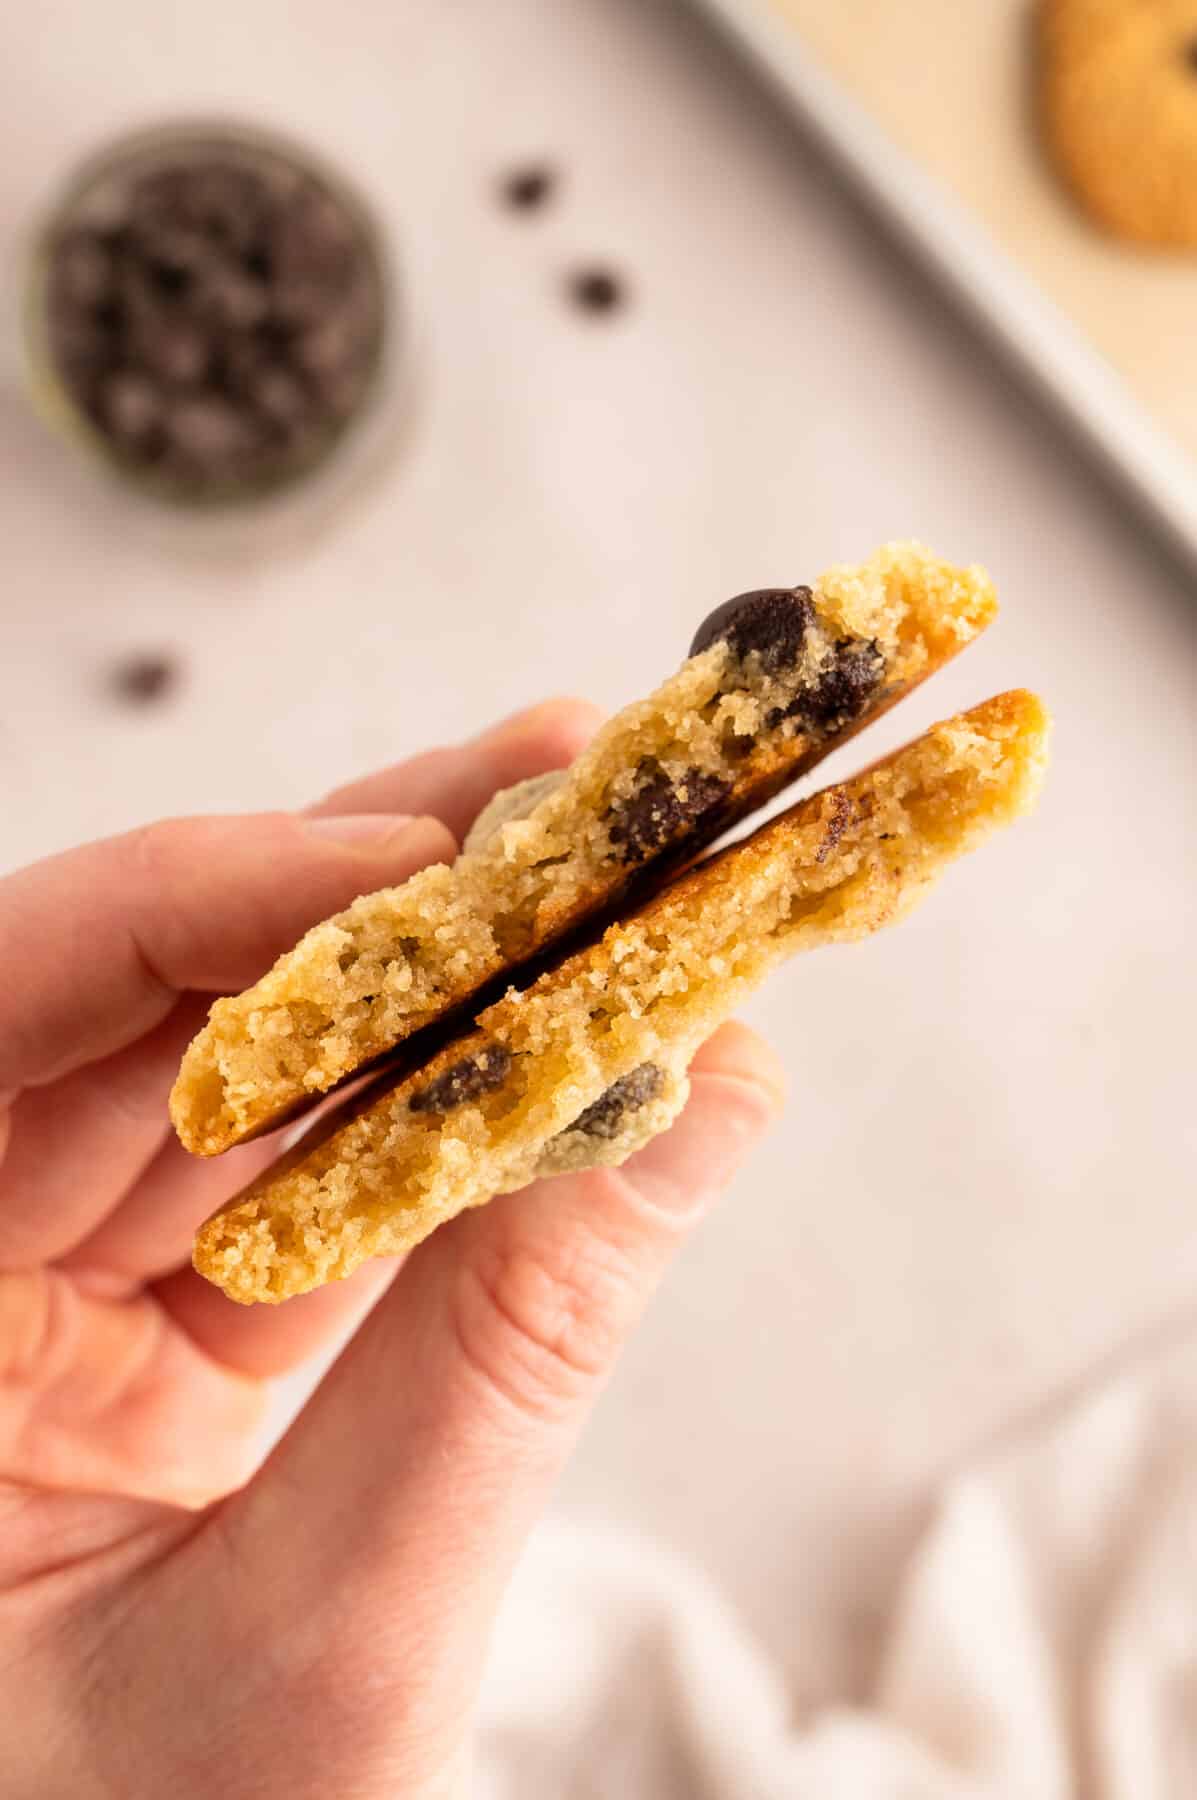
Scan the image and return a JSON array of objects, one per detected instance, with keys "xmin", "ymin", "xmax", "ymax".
[
  {"xmin": 193, "ymin": 690, "xmax": 1050, "ymax": 1305},
  {"xmin": 172, "ymin": 543, "xmax": 996, "ymax": 1156},
  {"xmin": 1040, "ymin": 0, "xmax": 1197, "ymax": 247}
]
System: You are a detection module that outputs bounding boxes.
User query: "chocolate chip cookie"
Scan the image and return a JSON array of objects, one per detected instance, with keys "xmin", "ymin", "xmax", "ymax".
[
  {"xmin": 193, "ymin": 690, "xmax": 1050, "ymax": 1305},
  {"xmin": 1040, "ymin": 0, "xmax": 1197, "ymax": 246},
  {"xmin": 171, "ymin": 542, "xmax": 997, "ymax": 1156}
]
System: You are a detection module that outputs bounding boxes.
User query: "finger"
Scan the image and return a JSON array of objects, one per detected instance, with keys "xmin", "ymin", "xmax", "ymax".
[
  {"xmin": 1, "ymin": 1003, "xmax": 206, "ymax": 1274},
  {"xmin": 57, "ymin": 701, "xmax": 602, "ymax": 1302},
  {"xmin": 0, "ymin": 815, "xmax": 455, "ymax": 1267},
  {"xmin": 0, "ymin": 1268, "xmax": 266, "ymax": 1505},
  {"xmin": 153, "ymin": 1254, "xmax": 403, "ymax": 1380},
  {"xmin": 213, "ymin": 1023, "xmax": 784, "ymax": 1762},
  {"xmin": 0, "ymin": 811, "xmax": 456, "ymax": 1095},
  {"xmin": 310, "ymin": 697, "xmax": 602, "ymax": 842}
]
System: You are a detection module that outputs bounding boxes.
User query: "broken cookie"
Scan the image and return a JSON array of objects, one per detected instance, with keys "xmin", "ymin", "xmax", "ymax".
[
  {"xmin": 193, "ymin": 691, "xmax": 1049, "ymax": 1305},
  {"xmin": 172, "ymin": 542, "xmax": 998, "ymax": 1156}
]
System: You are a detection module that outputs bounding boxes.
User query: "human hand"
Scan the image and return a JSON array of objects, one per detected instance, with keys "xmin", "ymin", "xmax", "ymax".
[{"xmin": 0, "ymin": 699, "xmax": 784, "ymax": 1799}]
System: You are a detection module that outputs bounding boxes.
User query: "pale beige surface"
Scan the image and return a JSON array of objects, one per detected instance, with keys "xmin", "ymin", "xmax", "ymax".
[
  {"xmin": 0, "ymin": 0, "xmax": 1195, "ymax": 1723},
  {"xmin": 771, "ymin": 0, "xmax": 1197, "ymax": 462}
]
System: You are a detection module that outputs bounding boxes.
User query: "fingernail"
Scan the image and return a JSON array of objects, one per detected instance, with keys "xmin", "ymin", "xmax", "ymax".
[
  {"xmin": 626, "ymin": 1073, "xmax": 780, "ymax": 1218},
  {"xmin": 305, "ymin": 812, "xmax": 415, "ymax": 846}
]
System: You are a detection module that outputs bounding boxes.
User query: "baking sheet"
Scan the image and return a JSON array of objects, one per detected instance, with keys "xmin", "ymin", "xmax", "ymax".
[{"xmin": 695, "ymin": 0, "xmax": 1197, "ymax": 573}]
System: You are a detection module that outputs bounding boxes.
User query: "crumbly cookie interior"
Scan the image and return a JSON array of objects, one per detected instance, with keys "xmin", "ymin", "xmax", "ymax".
[
  {"xmin": 194, "ymin": 690, "xmax": 1047, "ymax": 1305},
  {"xmin": 172, "ymin": 543, "xmax": 996, "ymax": 1155}
]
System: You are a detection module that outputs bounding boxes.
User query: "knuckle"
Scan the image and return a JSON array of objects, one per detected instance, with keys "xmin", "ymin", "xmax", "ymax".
[{"xmin": 450, "ymin": 1208, "xmax": 646, "ymax": 1423}]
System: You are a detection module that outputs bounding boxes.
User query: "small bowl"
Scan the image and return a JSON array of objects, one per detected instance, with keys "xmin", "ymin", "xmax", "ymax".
[{"xmin": 22, "ymin": 119, "xmax": 403, "ymax": 528}]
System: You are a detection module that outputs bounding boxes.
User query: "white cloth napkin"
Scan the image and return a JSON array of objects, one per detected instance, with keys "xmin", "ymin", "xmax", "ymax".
[{"xmin": 476, "ymin": 1328, "xmax": 1197, "ymax": 1798}]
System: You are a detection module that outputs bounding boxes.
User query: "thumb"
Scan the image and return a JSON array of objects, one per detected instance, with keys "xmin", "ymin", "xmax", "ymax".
[{"xmin": 212, "ymin": 1022, "xmax": 784, "ymax": 1786}]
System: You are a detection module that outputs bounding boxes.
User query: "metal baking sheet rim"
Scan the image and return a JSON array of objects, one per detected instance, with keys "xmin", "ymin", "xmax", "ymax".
[{"xmin": 694, "ymin": 0, "xmax": 1197, "ymax": 575}]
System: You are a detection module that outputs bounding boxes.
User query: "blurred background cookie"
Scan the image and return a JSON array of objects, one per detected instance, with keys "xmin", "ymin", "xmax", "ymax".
[{"xmin": 1040, "ymin": 0, "xmax": 1197, "ymax": 247}]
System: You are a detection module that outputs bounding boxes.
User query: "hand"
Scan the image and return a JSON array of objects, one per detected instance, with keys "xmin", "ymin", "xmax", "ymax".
[{"xmin": 0, "ymin": 700, "xmax": 784, "ymax": 1799}]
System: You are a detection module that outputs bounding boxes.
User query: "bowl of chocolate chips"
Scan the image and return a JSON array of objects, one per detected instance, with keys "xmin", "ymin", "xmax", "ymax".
[{"xmin": 25, "ymin": 122, "xmax": 391, "ymax": 507}]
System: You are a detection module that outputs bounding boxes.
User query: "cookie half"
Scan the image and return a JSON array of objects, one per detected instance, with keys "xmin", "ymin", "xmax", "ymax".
[
  {"xmin": 172, "ymin": 543, "xmax": 996, "ymax": 1155},
  {"xmin": 194, "ymin": 690, "xmax": 1049, "ymax": 1305}
]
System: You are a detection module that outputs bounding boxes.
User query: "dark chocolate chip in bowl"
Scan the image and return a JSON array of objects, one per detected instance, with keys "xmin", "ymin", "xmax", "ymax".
[
  {"xmin": 108, "ymin": 652, "xmax": 179, "ymax": 706},
  {"xmin": 689, "ymin": 587, "xmax": 815, "ymax": 672},
  {"xmin": 409, "ymin": 1044, "xmax": 513, "ymax": 1115},
  {"xmin": 40, "ymin": 136, "xmax": 385, "ymax": 500},
  {"xmin": 607, "ymin": 763, "xmax": 731, "ymax": 865},
  {"xmin": 570, "ymin": 1064, "xmax": 665, "ymax": 1139},
  {"xmin": 567, "ymin": 266, "xmax": 625, "ymax": 315},
  {"xmin": 500, "ymin": 165, "xmax": 556, "ymax": 212}
]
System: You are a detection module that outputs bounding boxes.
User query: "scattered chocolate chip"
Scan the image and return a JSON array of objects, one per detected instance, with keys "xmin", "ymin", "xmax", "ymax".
[
  {"xmin": 570, "ymin": 1064, "xmax": 665, "ymax": 1139},
  {"xmin": 500, "ymin": 165, "xmax": 556, "ymax": 212},
  {"xmin": 607, "ymin": 762, "xmax": 731, "ymax": 865},
  {"xmin": 567, "ymin": 266, "xmax": 625, "ymax": 315},
  {"xmin": 409, "ymin": 1044, "xmax": 513, "ymax": 1115},
  {"xmin": 815, "ymin": 791, "xmax": 854, "ymax": 864},
  {"xmin": 108, "ymin": 653, "xmax": 179, "ymax": 706},
  {"xmin": 1184, "ymin": 36, "xmax": 1197, "ymax": 73},
  {"xmin": 42, "ymin": 137, "xmax": 384, "ymax": 497},
  {"xmin": 690, "ymin": 587, "xmax": 815, "ymax": 673}
]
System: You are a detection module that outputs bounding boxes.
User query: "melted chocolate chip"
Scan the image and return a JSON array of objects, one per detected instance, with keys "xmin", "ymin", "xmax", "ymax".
[
  {"xmin": 606, "ymin": 763, "xmax": 731, "ymax": 865},
  {"xmin": 689, "ymin": 587, "xmax": 815, "ymax": 674},
  {"xmin": 409, "ymin": 1043, "xmax": 512, "ymax": 1114},
  {"xmin": 766, "ymin": 637, "xmax": 885, "ymax": 737},
  {"xmin": 815, "ymin": 790, "xmax": 854, "ymax": 864},
  {"xmin": 800, "ymin": 639, "xmax": 885, "ymax": 731},
  {"xmin": 571, "ymin": 1064, "xmax": 664, "ymax": 1139}
]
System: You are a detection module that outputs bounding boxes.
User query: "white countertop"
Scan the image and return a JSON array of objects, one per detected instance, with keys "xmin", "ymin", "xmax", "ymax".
[{"xmin": 3, "ymin": 0, "xmax": 1195, "ymax": 1711}]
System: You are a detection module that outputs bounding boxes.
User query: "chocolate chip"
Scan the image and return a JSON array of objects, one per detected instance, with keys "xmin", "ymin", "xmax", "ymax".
[
  {"xmin": 148, "ymin": 257, "xmax": 191, "ymax": 297},
  {"xmin": 798, "ymin": 639, "xmax": 885, "ymax": 732},
  {"xmin": 815, "ymin": 791, "xmax": 854, "ymax": 864},
  {"xmin": 99, "ymin": 371, "xmax": 162, "ymax": 443},
  {"xmin": 409, "ymin": 1044, "xmax": 513, "ymax": 1115},
  {"xmin": 500, "ymin": 165, "xmax": 556, "ymax": 212},
  {"xmin": 765, "ymin": 638, "xmax": 885, "ymax": 738},
  {"xmin": 567, "ymin": 266, "xmax": 625, "ymax": 315},
  {"xmin": 1184, "ymin": 36, "xmax": 1197, "ymax": 72},
  {"xmin": 108, "ymin": 653, "xmax": 178, "ymax": 705},
  {"xmin": 54, "ymin": 235, "xmax": 113, "ymax": 308},
  {"xmin": 570, "ymin": 1064, "xmax": 665, "ymax": 1139},
  {"xmin": 689, "ymin": 587, "xmax": 815, "ymax": 673},
  {"xmin": 606, "ymin": 762, "xmax": 731, "ymax": 865}
]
